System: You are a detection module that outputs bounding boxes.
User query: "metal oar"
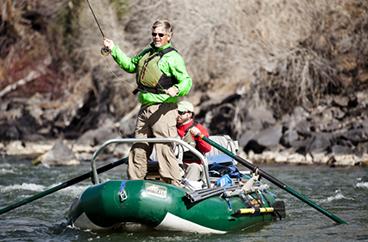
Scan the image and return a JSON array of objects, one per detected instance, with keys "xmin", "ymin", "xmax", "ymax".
[
  {"xmin": 200, "ymin": 135, "xmax": 347, "ymax": 224},
  {"xmin": 0, "ymin": 157, "xmax": 127, "ymax": 215}
]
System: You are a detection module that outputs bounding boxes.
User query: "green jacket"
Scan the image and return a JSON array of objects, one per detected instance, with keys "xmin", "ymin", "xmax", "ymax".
[{"xmin": 111, "ymin": 43, "xmax": 192, "ymax": 105}]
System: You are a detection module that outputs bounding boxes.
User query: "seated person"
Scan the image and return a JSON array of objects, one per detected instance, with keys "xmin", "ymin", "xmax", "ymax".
[{"xmin": 176, "ymin": 101, "xmax": 211, "ymax": 187}]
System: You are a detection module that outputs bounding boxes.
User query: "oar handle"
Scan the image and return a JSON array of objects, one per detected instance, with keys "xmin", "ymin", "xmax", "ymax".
[
  {"xmin": 200, "ymin": 135, "xmax": 347, "ymax": 224},
  {"xmin": 0, "ymin": 158, "xmax": 127, "ymax": 216}
]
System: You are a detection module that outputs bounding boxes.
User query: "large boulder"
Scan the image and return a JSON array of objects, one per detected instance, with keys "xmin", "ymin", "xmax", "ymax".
[{"xmin": 33, "ymin": 139, "xmax": 79, "ymax": 166}]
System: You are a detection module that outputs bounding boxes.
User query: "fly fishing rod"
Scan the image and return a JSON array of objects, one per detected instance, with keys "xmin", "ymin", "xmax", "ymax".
[{"xmin": 86, "ymin": 0, "xmax": 111, "ymax": 55}]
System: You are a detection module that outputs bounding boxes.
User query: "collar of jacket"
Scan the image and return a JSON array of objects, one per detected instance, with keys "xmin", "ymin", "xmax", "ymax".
[{"xmin": 149, "ymin": 42, "xmax": 172, "ymax": 52}]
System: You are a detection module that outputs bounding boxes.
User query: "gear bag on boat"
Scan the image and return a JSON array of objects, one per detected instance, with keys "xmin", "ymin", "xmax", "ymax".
[{"xmin": 205, "ymin": 135, "xmax": 241, "ymax": 178}]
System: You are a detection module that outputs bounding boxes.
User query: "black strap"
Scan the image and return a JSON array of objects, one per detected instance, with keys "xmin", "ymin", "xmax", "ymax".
[
  {"xmin": 145, "ymin": 47, "xmax": 176, "ymax": 63},
  {"xmin": 158, "ymin": 47, "xmax": 176, "ymax": 56}
]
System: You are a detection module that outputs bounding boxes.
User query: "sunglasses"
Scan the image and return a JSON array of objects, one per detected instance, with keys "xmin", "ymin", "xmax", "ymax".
[
  {"xmin": 152, "ymin": 32, "xmax": 165, "ymax": 37},
  {"xmin": 178, "ymin": 111, "xmax": 190, "ymax": 115}
]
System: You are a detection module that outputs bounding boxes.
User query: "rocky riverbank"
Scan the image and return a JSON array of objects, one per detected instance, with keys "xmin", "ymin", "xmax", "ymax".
[
  {"xmin": 0, "ymin": 138, "xmax": 131, "ymax": 166},
  {"xmin": 196, "ymin": 90, "xmax": 368, "ymax": 167},
  {"xmin": 1, "ymin": 139, "xmax": 367, "ymax": 167},
  {"xmin": 1, "ymin": 0, "xmax": 367, "ymax": 166}
]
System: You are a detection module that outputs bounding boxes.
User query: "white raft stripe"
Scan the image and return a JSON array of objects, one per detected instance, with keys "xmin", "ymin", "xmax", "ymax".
[
  {"xmin": 155, "ymin": 212, "xmax": 226, "ymax": 234},
  {"xmin": 73, "ymin": 212, "xmax": 113, "ymax": 230}
]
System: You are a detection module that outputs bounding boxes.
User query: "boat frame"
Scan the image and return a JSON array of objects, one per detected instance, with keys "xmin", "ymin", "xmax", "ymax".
[{"xmin": 90, "ymin": 137, "xmax": 211, "ymax": 186}]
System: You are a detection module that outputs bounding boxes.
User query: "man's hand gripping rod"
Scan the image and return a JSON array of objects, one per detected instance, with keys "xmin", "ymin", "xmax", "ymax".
[{"xmin": 86, "ymin": 0, "xmax": 111, "ymax": 56}]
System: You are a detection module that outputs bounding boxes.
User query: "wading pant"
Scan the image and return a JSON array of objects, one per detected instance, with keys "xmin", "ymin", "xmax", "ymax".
[{"xmin": 128, "ymin": 103, "xmax": 182, "ymax": 183}]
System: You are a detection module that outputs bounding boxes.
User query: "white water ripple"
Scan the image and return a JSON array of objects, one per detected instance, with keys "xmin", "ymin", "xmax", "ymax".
[
  {"xmin": 60, "ymin": 185, "xmax": 88, "ymax": 197},
  {"xmin": 0, "ymin": 183, "xmax": 45, "ymax": 192},
  {"xmin": 356, "ymin": 182, "xmax": 368, "ymax": 189},
  {"xmin": 321, "ymin": 190, "xmax": 353, "ymax": 203},
  {"xmin": 0, "ymin": 163, "xmax": 11, "ymax": 168},
  {"xmin": 0, "ymin": 168, "xmax": 16, "ymax": 174}
]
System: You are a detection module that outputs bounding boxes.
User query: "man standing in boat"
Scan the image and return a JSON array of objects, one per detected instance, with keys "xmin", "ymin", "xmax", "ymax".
[
  {"xmin": 103, "ymin": 20, "xmax": 192, "ymax": 186},
  {"xmin": 176, "ymin": 100, "xmax": 211, "ymax": 186}
]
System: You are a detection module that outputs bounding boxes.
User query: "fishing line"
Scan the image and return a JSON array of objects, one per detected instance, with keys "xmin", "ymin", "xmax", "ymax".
[{"xmin": 101, "ymin": 59, "xmax": 136, "ymax": 92}]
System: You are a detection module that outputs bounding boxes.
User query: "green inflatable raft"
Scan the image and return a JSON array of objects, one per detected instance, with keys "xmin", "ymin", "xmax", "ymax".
[{"xmin": 67, "ymin": 138, "xmax": 285, "ymax": 234}]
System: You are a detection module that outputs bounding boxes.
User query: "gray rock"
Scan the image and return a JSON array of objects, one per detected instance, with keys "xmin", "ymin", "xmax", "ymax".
[
  {"xmin": 342, "ymin": 128, "xmax": 368, "ymax": 143},
  {"xmin": 239, "ymin": 130, "xmax": 257, "ymax": 147},
  {"xmin": 255, "ymin": 124, "xmax": 282, "ymax": 148},
  {"xmin": 305, "ymin": 133, "xmax": 332, "ymax": 153},
  {"xmin": 247, "ymin": 105, "xmax": 276, "ymax": 126},
  {"xmin": 77, "ymin": 120, "xmax": 118, "ymax": 146},
  {"xmin": 332, "ymin": 96, "xmax": 350, "ymax": 107},
  {"xmin": 331, "ymin": 145, "xmax": 354, "ymax": 155},
  {"xmin": 34, "ymin": 139, "xmax": 79, "ymax": 166}
]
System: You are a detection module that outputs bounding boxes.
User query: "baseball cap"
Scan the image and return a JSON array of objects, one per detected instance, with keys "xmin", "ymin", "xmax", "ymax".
[{"xmin": 177, "ymin": 100, "xmax": 194, "ymax": 113}]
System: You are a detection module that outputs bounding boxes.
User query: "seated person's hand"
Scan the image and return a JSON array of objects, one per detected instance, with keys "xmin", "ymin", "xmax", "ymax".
[{"xmin": 189, "ymin": 126, "xmax": 201, "ymax": 137}]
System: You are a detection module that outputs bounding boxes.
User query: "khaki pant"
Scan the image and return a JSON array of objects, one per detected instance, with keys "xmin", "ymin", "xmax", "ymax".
[
  {"xmin": 128, "ymin": 103, "xmax": 182, "ymax": 182},
  {"xmin": 184, "ymin": 163, "xmax": 203, "ymax": 181}
]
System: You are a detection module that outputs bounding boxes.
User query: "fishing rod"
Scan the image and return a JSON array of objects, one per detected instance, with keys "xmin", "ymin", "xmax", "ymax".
[{"xmin": 86, "ymin": 0, "xmax": 111, "ymax": 56}]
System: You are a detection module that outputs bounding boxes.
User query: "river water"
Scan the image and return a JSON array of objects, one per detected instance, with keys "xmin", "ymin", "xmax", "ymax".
[{"xmin": 0, "ymin": 156, "xmax": 367, "ymax": 242}]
